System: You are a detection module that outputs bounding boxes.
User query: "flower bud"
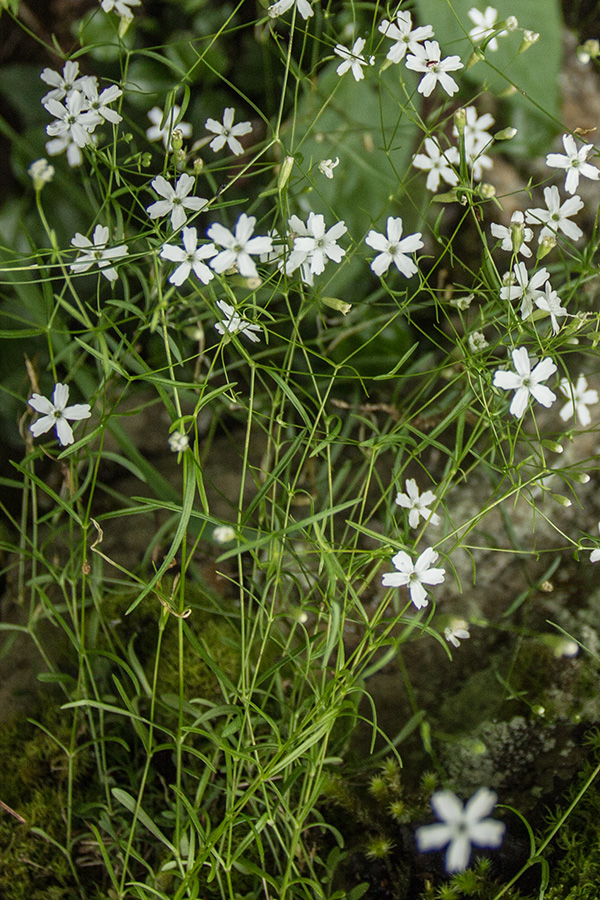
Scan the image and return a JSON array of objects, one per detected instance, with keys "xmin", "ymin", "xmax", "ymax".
[
  {"xmin": 511, "ymin": 220, "xmax": 525, "ymax": 254},
  {"xmin": 118, "ymin": 10, "xmax": 133, "ymax": 37},
  {"xmin": 277, "ymin": 155, "xmax": 294, "ymax": 192},
  {"xmin": 479, "ymin": 182, "xmax": 496, "ymax": 199},
  {"xmin": 537, "ymin": 234, "xmax": 556, "ymax": 259},
  {"xmin": 322, "ymin": 296, "xmax": 352, "ymax": 315},
  {"xmin": 170, "ymin": 128, "xmax": 184, "ymax": 154},
  {"xmin": 453, "ymin": 107, "xmax": 467, "ymax": 135},
  {"xmin": 193, "ymin": 157, "xmax": 204, "ymax": 174},
  {"xmin": 541, "ymin": 439, "xmax": 564, "ymax": 453},
  {"xmin": 494, "ymin": 127, "xmax": 517, "ymax": 141},
  {"xmin": 519, "ymin": 30, "xmax": 540, "ymax": 53},
  {"xmin": 551, "ymin": 493, "xmax": 572, "ymax": 507},
  {"xmin": 577, "ymin": 39, "xmax": 600, "ymax": 64},
  {"xmin": 571, "ymin": 471, "xmax": 591, "ymax": 483}
]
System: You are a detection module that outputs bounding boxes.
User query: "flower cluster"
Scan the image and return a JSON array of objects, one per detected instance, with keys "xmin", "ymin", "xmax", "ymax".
[{"xmin": 379, "ymin": 11, "xmax": 463, "ymax": 97}]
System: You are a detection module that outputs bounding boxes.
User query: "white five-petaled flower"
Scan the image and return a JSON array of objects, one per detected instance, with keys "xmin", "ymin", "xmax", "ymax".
[
  {"xmin": 207, "ymin": 214, "xmax": 273, "ymax": 279},
  {"xmin": 318, "ymin": 157, "xmax": 339, "ymax": 179},
  {"xmin": 525, "ymin": 186, "xmax": 584, "ymax": 243},
  {"xmin": 365, "ymin": 217, "xmax": 423, "ymax": 278},
  {"xmin": 415, "ymin": 788, "xmax": 506, "ymax": 873},
  {"xmin": 160, "ymin": 227, "xmax": 217, "ymax": 285},
  {"xmin": 405, "ymin": 40, "xmax": 464, "ymax": 98},
  {"xmin": 546, "ymin": 134, "xmax": 600, "ymax": 195},
  {"xmin": 334, "ymin": 38, "xmax": 374, "ymax": 82},
  {"xmin": 40, "ymin": 60, "xmax": 87, "ymax": 104},
  {"xmin": 80, "ymin": 76, "xmax": 123, "ymax": 124},
  {"xmin": 286, "ymin": 212, "xmax": 347, "ymax": 280},
  {"xmin": 146, "ymin": 174, "xmax": 207, "ymax": 230},
  {"xmin": 146, "ymin": 105, "xmax": 192, "ymax": 150},
  {"xmin": 467, "ymin": 7, "xmax": 506, "ymax": 52},
  {"xmin": 267, "ymin": 0, "xmax": 313, "ymax": 20},
  {"xmin": 378, "ymin": 11, "xmax": 434, "ymax": 64},
  {"xmin": 444, "ymin": 620, "xmax": 471, "ymax": 648},
  {"xmin": 214, "ymin": 300, "xmax": 262, "ymax": 343},
  {"xmin": 70, "ymin": 224, "xmax": 128, "ymax": 282},
  {"xmin": 395, "ymin": 478, "xmax": 441, "ymax": 529},
  {"xmin": 412, "ymin": 138, "xmax": 460, "ymax": 192},
  {"xmin": 205, "ymin": 108, "xmax": 252, "ymax": 156},
  {"xmin": 490, "ymin": 210, "xmax": 533, "ymax": 258},
  {"xmin": 28, "ymin": 383, "xmax": 92, "ymax": 446},
  {"xmin": 493, "ymin": 346, "xmax": 557, "ymax": 418},
  {"xmin": 559, "ymin": 374, "xmax": 599, "ymax": 426},
  {"xmin": 534, "ymin": 283, "xmax": 567, "ymax": 334},
  {"xmin": 101, "ymin": 0, "xmax": 141, "ymax": 18},
  {"xmin": 381, "ymin": 547, "xmax": 446, "ymax": 609},
  {"xmin": 45, "ymin": 91, "xmax": 101, "ymax": 148},
  {"xmin": 499, "ymin": 261, "xmax": 550, "ymax": 320}
]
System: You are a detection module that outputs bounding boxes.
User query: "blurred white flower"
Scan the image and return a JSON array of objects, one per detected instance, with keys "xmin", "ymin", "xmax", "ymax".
[
  {"xmin": 168, "ymin": 432, "xmax": 189, "ymax": 453},
  {"xmin": 318, "ymin": 157, "xmax": 339, "ymax": 179},
  {"xmin": 101, "ymin": 0, "xmax": 141, "ymax": 19},
  {"xmin": 444, "ymin": 621, "xmax": 470, "ymax": 648},
  {"xmin": 395, "ymin": 478, "xmax": 440, "ymax": 529},
  {"xmin": 208, "ymin": 214, "xmax": 273, "ymax": 279},
  {"xmin": 146, "ymin": 174, "xmax": 207, "ymax": 230},
  {"xmin": 214, "ymin": 300, "xmax": 262, "ymax": 343},
  {"xmin": 381, "ymin": 547, "xmax": 445, "ymax": 609},
  {"xmin": 365, "ymin": 217, "xmax": 423, "ymax": 277},
  {"xmin": 213, "ymin": 525, "xmax": 237, "ymax": 543},
  {"xmin": 334, "ymin": 38, "xmax": 374, "ymax": 81},
  {"xmin": 46, "ymin": 133, "xmax": 85, "ymax": 167},
  {"xmin": 416, "ymin": 788, "xmax": 505, "ymax": 873},
  {"xmin": 205, "ymin": 108, "xmax": 252, "ymax": 156},
  {"xmin": 146, "ymin": 105, "xmax": 192, "ymax": 150},
  {"xmin": 29, "ymin": 383, "xmax": 91, "ymax": 446},
  {"xmin": 469, "ymin": 331, "xmax": 489, "ymax": 352},
  {"xmin": 546, "ymin": 134, "xmax": 600, "ymax": 195},
  {"xmin": 559, "ymin": 374, "xmax": 598, "ymax": 426},
  {"xmin": 70, "ymin": 224, "xmax": 128, "ymax": 282},
  {"xmin": 378, "ymin": 11, "xmax": 434, "ymax": 64},
  {"xmin": 405, "ymin": 40, "xmax": 463, "ymax": 97},
  {"xmin": 28, "ymin": 158, "xmax": 55, "ymax": 190},
  {"xmin": 160, "ymin": 227, "xmax": 217, "ymax": 285},
  {"xmin": 468, "ymin": 7, "xmax": 506, "ymax": 51},
  {"xmin": 450, "ymin": 293, "xmax": 474, "ymax": 310},
  {"xmin": 268, "ymin": 0, "xmax": 313, "ymax": 20},
  {"xmin": 493, "ymin": 347, "xmax": 557, "ymax": 418}
]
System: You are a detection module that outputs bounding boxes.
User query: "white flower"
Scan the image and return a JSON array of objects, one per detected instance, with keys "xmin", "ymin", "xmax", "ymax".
[
  {"xmin": 28, "ymin": 158, "xmax": 55, "ymax": 189},
  {"xmin": 405, "ymin": 40, "xmax": 463, "ymax": 98},
  {"xmin": 146, "ymin": 174, "xmax": 208, "ymax": 230},
  {"xmin": 499, "ymin": 261, "xmax": 549, "ymax": 319},
  {"xmin": 205, "ymin": 108, "xmax": 252, "ymax": 156},
  {"xmin": 28, "ymin": 382, "xmax": 92, "ymax": 446},
  {"xmin": 395, "ymin": 478, "xmax": 440, "ymax": 529},
  {"xmin": 334, "ymin": 38, "xmax": 374, "ymax": 82},
  {"xmin": 318, "ymin": 157, "xmax": 339, "ymax": 179},
  {"xmin": 490, "ymin": 210, "xmax": 533, "ymax": 258},
  {"xmin": 214, "ymin": 300, "xmax": 262, "ymax": 343},
  {"xmin": 101, "ymin": 0, "xmax": 141, "ymax": 18},
  {"xmin": 70, "ymin": 224, "xmax": 128, "ymax": 282},
  {"xmin": 365, "ymin": 217, "xmax": 423, "ymax": 278},
  {"xmin": 468, "ymin": 7, "xmax": 506, "ymax": 51},
  {"xmin": 168, "ymin": 432, "xmax": 189, "ymax": 453},
  {"xmin": 444, "ymin": 620, "xmax": 470, "ymax": 647},
  {"xmin": 534, "ymin": 283, "xmax": 567, "ymax": 334},
  {"xmin": 591, "ymin": 524, "xmax": 600, "ymax": 563},
  {"xmin": 525, "ymin": 186, "xmax": 584, "ymax": 243},
  {"xmin": 559, "ymin": 374, "xmax": 598, "ymax": 426},
  {"xmin": 79, "ymin": 76, "xmax": 123, "ymax": 124},
  {"xmin": 450, "ymin": 294, "xmax": 474, "ymax": 310},
  {"xmin": 546, "ymin": 134, "xmax": 600, "ymax": 195},
  {"xmin": 469, "ymin": 331, "xmax": 489, "ymax": 352},
  {"xmin": 213, "ymin": 525, "xmax": 236, "ymax": 543},
  {"xmin": 160, "ymin": 227, "xmax": 217, "ymax": 285},
  {"xmin": 286, "ymin": 212, "xmax": 347, "ymax": 280},
  {"xmin": 45, "ymin": 91, "xmax": 101, "ymax": 148},
  {"xmin": 268, "ymin": 0, "xmax": 313, "ymax": 20},
  {"xmin": 45, "ymin": 134, "xmax": 85, "ymax": 167},
  {"xmin": 208, "ymin": 214, "xmax": 273, "ymax": 279},
  {"xmin": 493, "ymin": 346, "xmax": 557, "ymax": 418},
  {"xmin": 378, "ymin": 11, "xmax": 434, "ymax": 64},
  {"xmin": 381, "ymin": 547, "xmax": 446, "ymax": 609},
  {"xmin": 416, "ymin": 788, "xmax": 505, "ymax": 873},
  {"xmin": 40, "ymin": 60, "xmax": 87, "ymax": 104},
  {"xmin": 146, "ymin": 105, "xmax": 192, "ymax": 150},
  {"xmin": 412, "ymin": 138, "xmax": 460, "ymax": 192},
  {"xmin": 453, "ymin": 106, "xmax": 494, "ymax": 179}
]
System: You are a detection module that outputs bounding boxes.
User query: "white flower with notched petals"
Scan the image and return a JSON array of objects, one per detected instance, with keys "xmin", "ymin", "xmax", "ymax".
[
  {"xmin": 405, "ymin": 40, "xmax": 463, "ymax": 97},
  {"xmin": 80, "ymin": 76, "xmax": 123, "ymax": 124},
  {"xmin": 395, "ymin": 479, "xmax": 440, "ymax": 529},
  {"xmin": 101, "ymin": 0, "xmax": 141, "ymax": 19},
  {"xmin": 559, "ymin": 374, "xmax": 598, "ymax": 426},
  {"xmin": 444, "ymin": 620, "xmax": 470, "ymax": 648},
  {"xmin": 525, "ymin": 186, "xmax": 584, "ymax": 243},
  {"xmin": 40, "ymin": 60, "xmax": 87, "ymax": 104},
  {"xmin": 416, "ymin": 788, "xmax": 505, "ymax": 873},
  {"xmin": 546, "ymin": 134, "xmax": 600, "ymax": 195},
  {"xmin": 45, "ymin": 91, "xmax": 101, "ymax": 148},
  {"xmin": 412, "ymin": 138, "xmax": 460, "ymax": 192},
  {"xmin": 214, "ymin": 300, "xmax": 262, "ymax": 343},
  {"xmin": 365, "ymin": 217, "xmax": 423, "ymax": 278},
  {"xmin": 286, "ymin": 212, "xmax": 347, "ymax": 280},
  {"xmin": 29, "ymin": 383, "xmax": 92, "ymax": 447},
  {"xmin": 208, "ymin": 214, "xmax": 273, "ymax": 279},
  {"xmin": 499, "ymin": 261, "xmax": 549, "ymax": 320},
  {"xmin": 490, "ymin": 211, "xmax": 533, "ymax": 258},
  {"xmin": 534, "ymin": 283, "xmax": 567, "ymax": 334},
  {"xmin": 146, "ymin": 174, "xmax": 208, "ymax": 230},
  {"xmin": 493, "ymin": 346, "xmax": 557, "ymax": 418},
  {"xmin": 160, "ymin": 227, "xmax": 217, "ymax": 285},
  {"xmin": 468, "ymin": 7, "xmax": 506, "ymax": 51},
  {"xmin": 205, "ymin": 108, "xmax": 252, "ymax": 156},
  {"xmin": 381, "ymin": 547, "xmax": 445, "ymax": 609},
  {"xmin": 334, "ymin": 38, "xmax": 374, "ymax": 81},
  {"xmin": 70, "ymin": 225, "xmax": 128, "ymax": 282},
  {"xmin": 268, "ymin": 0, "xmax": 313, "ymax": 19},
  {"xmin": 146, "ymin": 105, "xmax": 192, "ymax": 150},
  {"xmin": 378, "ymin": 11, "xmax": 434, "ymax": 64}
]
